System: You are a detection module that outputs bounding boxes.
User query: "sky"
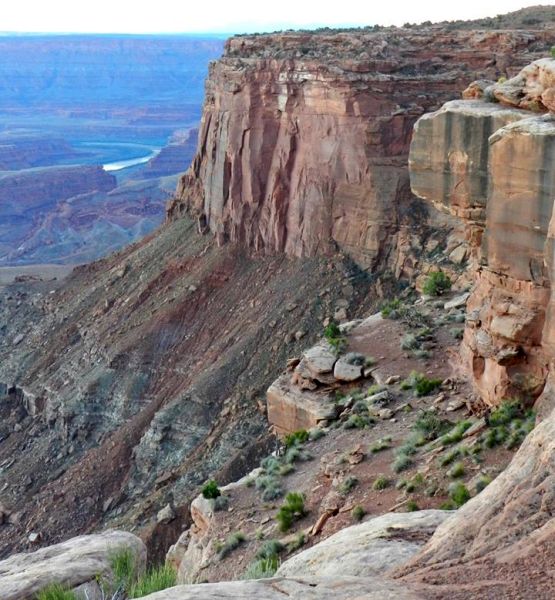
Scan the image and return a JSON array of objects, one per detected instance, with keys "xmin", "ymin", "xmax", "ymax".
[{"xmin": 0, "ymin": 1, "xmax": 552, "ymax": 34}]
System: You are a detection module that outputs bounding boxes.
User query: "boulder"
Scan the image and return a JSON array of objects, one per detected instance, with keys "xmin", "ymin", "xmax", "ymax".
[
  {"xmin": 0, "ymin": 530, "xmax": 146, "ymax": 600},
  {"xmin": 276, "ymin": 510, "xmax": 449, "ymax": 579}
]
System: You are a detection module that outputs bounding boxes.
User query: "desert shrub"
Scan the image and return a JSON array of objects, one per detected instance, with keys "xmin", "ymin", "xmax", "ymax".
[
  {"xmin": 324, "ymin": 321, "xmax": 345, "ymax": 352},
  {"xmin": 255, "ymin": 474, "xmax": 284, "ymax": 501},
  {"xmin": 284, "ymin": 429, "xmax": 309, "ymax": 448},
  {"xmin": 284, "ymin": 446, "xmax": 312, "ymax": 464},
  {"xmin": 256, "ymin": 539, "xmax": 285, "ymax": 560},
  {"xmin": 423, "ymin": 271, "xmax": 452, "ymax": 296},
  {"xmin": 287, "ymin": 532, "xmax": 306, "ymax": 553},
  {"xmin": 450, "ymin": 327, "xmax": 464, "ymax": 340},
  {"xmin": 370, "ymin": 437, "xmax": 392, "ymax": 453},
  {"xmin": 448, "ymin": 482, "xmax": 470, "ymax": 507},
  {"xmin": 279, "ymin": 463, "xmax": 295, "ymax": 476},
  {"xmin": 392, "ymin": 453, "xmax": 413, "ymax": 473},
  {"xmin": 202, "ymin": 480, "xmax": 221, "ymax": 500},
  {"xmin": 218, "ymin": 532, "xmax": 246, "ymax": 560},
  {"xmin": 36, "ymin": 585, "xmax": 77, "ymax": 600},
  {"xmin": 440, "ymin": 420, "xmax": 472, "ymax": 446},
  {"xmin": 474, "ymin": 474, "xmax": 492, "ymax": 493},
  {"xmin": 406, "ymin": 500, "xmax": 420, "ymax": 512},
  {"xmin": 260, "ymin": 456, "xmax": 282, "ymax": 474},
  {"xmin": 276, "ymin": 492, "xmax": 306, "ymax": 532},
  {"xmin": 339, "ymin": 475, "xmax": 358, "ymax": 494},
  {"xmin": 372, "ymin": 475, "xmax": 390, "ymax": 490},
  {"xmin": 214, "ymin": 495, "xmax": 229, "ymax": 511},
  {"xmin": 381, "ymin": 297, "xmax": 402, "ymax": 318},
  {"xmin": 414, "ymin": 410, "xmax": 451, "ymax": 441},
  {"xmin": 308, "ymin": 427, "xmax": 326, "ymax": 441},
  {"xmin": 344, "ymin": 414, "xmax": 374, "ymax": 429},
  {"xmin": 128, "ymin": 564, "xmax": 177, "ymax": 598},
  {"xmin": 401, "ymin": 371, "xmax": 442, "ymax": 397},
  {"xmin": 439, "ymin": 448, "xmax": 461, "ymax": 467},
  {"xmin": 448, "ymin": 461, "xmax": 465, "ymax": 478},
  {"xmin": 351, "ymin": 505, "xmax": 366, "ymax": 521},
  {"xmin": 439, "ymin": 500, "xmax": 457, "ymax": 510},
  {"xmin": 489, "ymin": 400, "xmax": 523, "ymax": 426},
  {"xmin": 401, "ymin": 333, "xmax": 419, "ymax": 351}
]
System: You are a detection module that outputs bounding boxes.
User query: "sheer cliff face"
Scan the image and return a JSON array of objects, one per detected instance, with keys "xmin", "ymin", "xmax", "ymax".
[
  {"xmin": 410, "ymin": 60, "xmax": 555, "ymax": 408},
  {"xmin": 169, "ymin": 29, "xmax": 551, "ymax": 268}
]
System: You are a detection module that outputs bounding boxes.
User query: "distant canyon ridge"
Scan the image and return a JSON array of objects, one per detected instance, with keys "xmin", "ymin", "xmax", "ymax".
[{"xmin": 0, "ymin": 34, "xmax": 224, "ymax": 266}]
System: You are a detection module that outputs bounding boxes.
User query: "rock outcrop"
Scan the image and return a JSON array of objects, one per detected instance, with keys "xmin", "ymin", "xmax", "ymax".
[
  {"xmin": 0, "ymin": 530, "xmax": 146, "ymax": 600},
  {"xmin": 276, "ymin": 510, "xmax": 449, "ymax": 579},
  {"xmin": 169, "ymin": 28, "xmax": 552, "ymax": 269},
  {"xmin": 410, "ymin": 61, "xmax": 555, "ymax": 407}
]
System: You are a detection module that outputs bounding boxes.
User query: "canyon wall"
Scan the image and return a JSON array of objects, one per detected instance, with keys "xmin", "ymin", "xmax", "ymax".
[
  {"xmin": 169, "ymin": 28, "xmax": 552, "ymax": 268},
  {"xmin": 410, "ymin": 60, "xmax": 555, "ymax": 408}
]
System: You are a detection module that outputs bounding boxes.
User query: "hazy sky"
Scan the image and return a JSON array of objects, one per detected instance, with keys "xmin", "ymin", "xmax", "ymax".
[{"xmin": 1, "ymin": 1, "xmax": 551, "ymax": 34}]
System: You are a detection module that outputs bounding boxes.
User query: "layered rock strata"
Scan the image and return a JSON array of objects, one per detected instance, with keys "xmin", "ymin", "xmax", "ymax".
[
  {"xmin": 410, "ymin": 60, "xmax": 555, "ymax": 406},
  {"xmin": 169, "ymin": 29, "xmax": 552, "ymax": 268}
]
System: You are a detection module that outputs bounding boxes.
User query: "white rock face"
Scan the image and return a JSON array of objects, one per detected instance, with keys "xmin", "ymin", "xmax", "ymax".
[
  {"xmin": 0, "ymin": 530, "xmax": 146, "ymax": 600},
  {"xmin": 276, "ymin": 510, "xmax": 450, "ymax": 579},
  {"xmin": 139, "ymin": 575, "xmax": 423, "ymax": 599}
]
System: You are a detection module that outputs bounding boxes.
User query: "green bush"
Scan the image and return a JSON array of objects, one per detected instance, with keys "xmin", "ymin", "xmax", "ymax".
[
  {"xmin": 276, "ymin": 492, "xmax": 306, "ymax": 532},
  {"xmin": 448, "ymin": 461, "xmax": 465, "ymax": 478},
  {"xmin": 406, "ymin": 500, "xmax": 420, "ymax": 512},
  {"xmin": 110, "ymin": 547, "xmax": 136, "ymax": 591},
  {"xmin": 372, "ymin": 475, "xmax": 390, "ymax": 490},
  {"xmin": 308, "ymin": 427, "xmax": 326, "ymax": 441},
  {"xmin": 440, "ymin": 420, "xmax": 472, "ymax": 446},
  {"xmin": 202, "ymin": 480, "xmax": 221, "ymax": 500},
  {"xmin": 344, "ymin": 414, "xmax": 374, "ymax": 429},
  {"xmin": 474, "ymin": 474, "xmax": 492, "ymax": 493},
  {"xmin": 392, "ymin": 453, "xmax": 413, "ymax": 473},
  {"xmin": 448, "ymin": 482, "xmax": 471, "ymax": 507},
  {"xmin": 351, "ymin": 505, "xmax": 366, "ymax": 522},
  {"xmin": 423, "ymin": 271, "xmax": 452, "ymax": 296},
  {"xmin": 128, "ymin": 564, "xmax": 177, "ymax": 598},
  {"xmin": 401, "ymin": 371, "xmax": 443, "ymax": 397},
  {"xmin": 287, "ymin": 532, "xmax": 306, "ymax": 553},
  {"xmin": 36, "ymin": 585, "xmax": 77, "ymax": 600},
  {"xmin": 284, "ymin": 429, "xmax": 309, "ymax": 448},
  {"xmin": 214, "ymin": 495, "xmax": 229, "ymax": 511},
  {"xmin": 381, "ymin": 297, "xmax": 402, "ymax": 318},
  {"xmin": 324, "ymin": 321, "xmax": 345, "ymax": 352}
]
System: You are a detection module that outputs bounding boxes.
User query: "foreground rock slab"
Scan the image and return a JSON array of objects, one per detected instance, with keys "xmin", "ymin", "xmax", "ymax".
[
  {"xmin": 141, "ymin": 576, "xmax": 423, "ymax": 599},
  {"xmin": 0, "ymin": 530, "xmax": 146, "ymax": 600},
  {"xmin": 277, "ymin": 510, "xmax": 449, "ymax": 579}
]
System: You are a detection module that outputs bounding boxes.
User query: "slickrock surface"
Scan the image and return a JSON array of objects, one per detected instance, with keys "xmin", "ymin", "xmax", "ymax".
[
  {"xmin": 141, "ymin": 576, "xmax": 423, "ymax": 600},
  {"xmin": 276, "ymin": 510, "xmax": 449, "ymax": 578},
  {"xmin": 396, "ymin": 406, "xmax": 555, "ymax": 600},
  {"xmin": 0, "ymin": 530, "xmax": 145, "ymax": 600},
  {"xmin": 169, "ymin": 28, "xmax": 552, "ymax": 268}
]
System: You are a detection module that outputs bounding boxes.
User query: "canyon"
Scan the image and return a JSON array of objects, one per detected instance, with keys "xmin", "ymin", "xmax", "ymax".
[{"xmin": 1, "ymin": 6, "xmax": 555, "ymax": 600}]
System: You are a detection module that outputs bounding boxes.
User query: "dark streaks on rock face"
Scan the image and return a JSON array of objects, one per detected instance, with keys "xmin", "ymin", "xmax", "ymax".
[{"xmin": 169, "ymin": 28, "xmax": 553, "ymax": 269}]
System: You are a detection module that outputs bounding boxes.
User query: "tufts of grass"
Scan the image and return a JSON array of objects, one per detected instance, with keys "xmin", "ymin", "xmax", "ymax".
[
  {"xmin": 381, "ymin": 297, "xmax": 402, "ymax": 319},
  {"xmin": 279, "ymin": 463, "xmax": 295, "ymax": 476},
  {"xmin": 214, "ymin": 495, "xmax": 229, "ymax": 512},
  {"xmin": 401, "ymin": 372, "xmax": 443, "ymax": 397},
  {"xmin": 439, "ymin": 448, "xmax": 461, "ymax": 467},
  {"xmin": 260, "ymin": 456, "xmax": 281, "ymax": 475},
  {"xmin": 440, "ymin": 420, "xmax": 472, "ymax": 446},
  {"xmin": 276, "ymin": 492, "xmax": 306, "ymax": 532},
  {"xmin": 36, "ymin": 585, "xmax": 77, "ymax": 600},
  {"xmin": 450, "ymin": 327, "xmax": 464, "ymax": 340},
  {"xmin": 218, "ymin": 532, "xmax": 246, "ymax": 560},
  {"xmin": 351, "ymin": 505, "xmax": 366, "ymax": 522},
  {"xmin": 439, "ymin": 500, "xmax": 458, "ymax": 510},
  {"xmin": 110, "ymin": 547, "xmax": 136, "ymax": 592},
  {"xmin": 128, "ymin": 564, "xmax": 177, "ymax": 598},
  {"xmin": 324, "ymin": 321, "xmax": 346, "ymax": 353},
  {"xmin": 448, "ymin": 482, "xmax": 471, "ymax": 507},
  {"xmin": 255, "ymin": 474, "xmax": 284, "ymax": 501},
  {"xmin": 242, "ymin": 556, "xmax": 280, "ymax": 580},
  {"xmin": 372, "ymin": 475, "xmax": 390, "ymax": 491},
  {"xmin": 339, "ymin": 475, "xmax": 359, "ymax": 495}
]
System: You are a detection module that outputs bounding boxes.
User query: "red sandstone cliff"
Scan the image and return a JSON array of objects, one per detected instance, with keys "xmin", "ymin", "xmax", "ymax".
[{"xmin": 169, "ymin": 28, "xmax": 552, "ymax": 268}]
